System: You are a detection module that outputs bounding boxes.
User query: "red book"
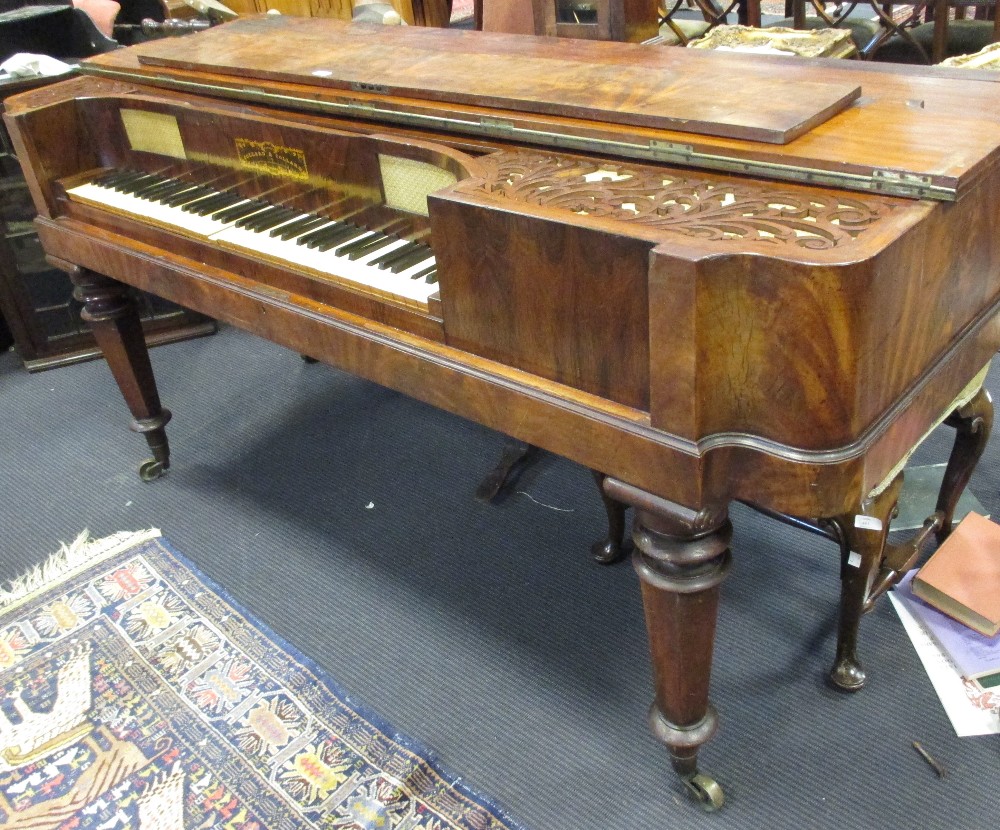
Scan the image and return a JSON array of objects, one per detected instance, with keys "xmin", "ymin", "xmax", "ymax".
[{"xmin": 913, "ymin": 512, "xmax": 1000, "ymax": 637}]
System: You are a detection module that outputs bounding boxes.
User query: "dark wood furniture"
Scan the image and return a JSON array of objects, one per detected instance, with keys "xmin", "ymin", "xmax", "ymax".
[
  {"xmin": 0, "ymin": 39, "xmax": 214, "ymax": 371},
  {"xmin": 789, "ymin": 0, "xmax": 1000, "ymax": 62},
  {"xmin": 7, "ymin": 18, "xmax": 1000, "ymax": 808}
]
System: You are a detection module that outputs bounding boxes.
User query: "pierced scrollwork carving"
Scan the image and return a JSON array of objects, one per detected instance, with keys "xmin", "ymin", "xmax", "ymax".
[{"xmin": 458, "ymin": 152, "xmax": 893, "ymax": 250}]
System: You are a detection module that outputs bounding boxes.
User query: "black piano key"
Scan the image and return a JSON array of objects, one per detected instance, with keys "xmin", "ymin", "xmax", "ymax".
[
  {"xmin": 313, "ymin": 226, "xmax": 367, "ymax": 252},
  {"xmin": 109, "ymin": 169, "xmax": 156, "ymax": 187},
  {"xmin": 272, "ymin": 214, "xmax": 327, "ymax": 240},
  {"xmin": 296, "ymin": 222, "xmax": 345, "ymax": 247},
  {"xmin": 141, "ymin": 180, "xmax": 196, "ymax": 202},
  {"xmin": 411, "ymin": 264, "xmax": 437, "ymax": 281},
  {"xmin": 180, "ymin": 192, "xmax": 234, "ymax": 214},
  {"xmin": 240, "ymin": 207, "xmax": 299, "ymax": 232},
  {"xmin": 383, "ymin": 244, "xmax": 430, "ymax": 272},
  {"xmin": 159, "ymin": 184, "xmax": 213, "ymax": 206},
  {"xmin": 347, "ymin": 235, "xmax": 398, "ymax": 261},
  {"xmin": 334, "ymin": 232, "xmax": 385, "ymax": 257},
  {"xmin": 92, "ymin": 169, "xmax": 126, "ymax": 186},
  {"xmin": 96, "ymin": 169, "xmax": 144, "ymax": 189},
  {"xmin": 214, "ymin": 200, "xmax": 270, "ymax": 222},
  {"xmin": 389, "ymin": 248, "xmax": 433, "ymax": 274},
  {"xmin": 371, "ymin": 241, "xmax": 421, "ymax": 269},
  {"xmin": 425, "ymin": 270, "xmax": 438, "ymax": 285},
  {"xmin": 305, "ymin": 224, "xmax": 360, "ymax": 250},
  {"xmin": 130, "ymin": 176, "xmax": 184, "ymax": 197},
  {"xmin": 316, "ymin": 228, "xmax": 371, "ymax": 252},
  {"xmin": 117, "ymin": 173, "xmax": 167, "ymax": 194},
  {"xmin": 234, "ymin": 205, "xmax": 285, "ymax": 229},
  {"xmin": 183, "ymin": 193, "xmax": 238, "ymax": 215}
]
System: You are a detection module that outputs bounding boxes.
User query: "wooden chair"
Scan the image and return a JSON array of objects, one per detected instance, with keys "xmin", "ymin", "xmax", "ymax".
[
  {"xmin": 658, "ymin": 0, "xmax": 759, "ymax": 45},
  {"xmin": 784, "ymin": 0, "xmax": 1000, "ymax": 62},
  {"xmin": 872, "ymin": 0, "xmax": 1000, "ymax": 63}
]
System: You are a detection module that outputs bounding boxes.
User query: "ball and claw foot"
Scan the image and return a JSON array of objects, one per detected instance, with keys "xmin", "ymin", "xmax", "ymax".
[
  {"xmin": 682, "ymin": 772, "xmax": 724, "ymax": 811},
  {"xmin": 829, "ymin": 657, "xmax": 866, "ymax": 691},
  {"xmin": 138, "ymin": 459, "xmax": 167, "ymax": 482}
]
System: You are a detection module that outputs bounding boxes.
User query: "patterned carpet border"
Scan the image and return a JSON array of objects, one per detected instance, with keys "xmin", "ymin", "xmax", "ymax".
[{"xmin": 0, "ymin": 532, "xmax": 526, "ymax": 830}]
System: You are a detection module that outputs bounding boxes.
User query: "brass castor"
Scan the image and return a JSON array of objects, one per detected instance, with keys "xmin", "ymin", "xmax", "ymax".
[
  {"xmin": 138, "ymin": 459, "xmax": 166, "ymax": 481},
  {"xmin": 683, "ymin": 772, "xmax": 724, "ymax": 811}
]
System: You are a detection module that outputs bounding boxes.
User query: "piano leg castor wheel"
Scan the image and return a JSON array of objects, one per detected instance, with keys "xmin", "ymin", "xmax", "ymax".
[
  {"xmin": 682, "ymin": 772, "xmax": 725, "ymax": 812},
  {"xmin": 139, "ymin": 459, "xmax": 167, "ymax": 481}
]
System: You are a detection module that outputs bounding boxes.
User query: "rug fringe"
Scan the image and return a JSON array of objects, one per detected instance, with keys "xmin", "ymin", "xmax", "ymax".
[{"xmin": 0, "ymin": 528, "xmax": 161, "ymax": 612}]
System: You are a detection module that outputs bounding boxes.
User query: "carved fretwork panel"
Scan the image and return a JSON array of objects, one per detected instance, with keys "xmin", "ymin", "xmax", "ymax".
[{"xmin": 458, "ymin": 151, "xmax": 899, "ymax": 250}]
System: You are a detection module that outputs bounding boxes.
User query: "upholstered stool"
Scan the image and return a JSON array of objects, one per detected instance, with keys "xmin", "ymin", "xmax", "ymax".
[{"xmin": 687, "ymin": 23, "xmax": 857, "ymax": 57}]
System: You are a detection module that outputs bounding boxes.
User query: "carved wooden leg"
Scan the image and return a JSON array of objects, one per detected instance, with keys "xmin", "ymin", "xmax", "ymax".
[
  {"xmin": 936, "ymin": 387, "xmax": 993, "ymax": 540},
  {"xmin": 590, "ymin": 471, "xmax": 629, "ymax": 564},
  {"xmin": 69, "ymin": 265, "xmax": 171, "ymax": 480},
  {"xmin": 827, "ymin": 475, "xmax": 903, "ymax": 691},
  {"xmin": 607, "ymin": 479, "xmax": 731, "ymax": 810}
]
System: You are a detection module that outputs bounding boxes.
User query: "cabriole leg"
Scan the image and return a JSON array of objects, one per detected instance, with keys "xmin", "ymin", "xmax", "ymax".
[
  {"xmin": 68, "ymin": 265, "xmax": 172, "ymax": 481},
  {"xmin": 827, "ymin": 475, "xmax": 903, "ymax": 691},
  {"xmin": 937, "ymin": 387, "xmax": 993, "ymax": 539},
  {"xmin": 590, "ymin": 471, "xmax": 629, "ymax": 564}
]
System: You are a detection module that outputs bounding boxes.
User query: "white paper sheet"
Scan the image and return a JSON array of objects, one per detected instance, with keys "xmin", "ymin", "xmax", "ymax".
[{"xmin": 890, "ymin": 592, "xmax": 1000, "ymax": 737}]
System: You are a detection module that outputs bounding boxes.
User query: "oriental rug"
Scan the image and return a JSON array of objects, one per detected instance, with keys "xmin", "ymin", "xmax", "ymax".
[{"xmin": 0, "ymin": 530, "xmax": 523, "ymax": 830}]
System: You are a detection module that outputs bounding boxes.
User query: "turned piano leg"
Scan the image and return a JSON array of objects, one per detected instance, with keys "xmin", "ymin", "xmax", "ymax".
[
  {"xmin": 68, "ymin": 265, "xmax": 172, "ymax": 481},
  {"xmin": 607, "ymin": 479, "xmax": 731, "ymax": 810},
  {"xmin": 936, "ymin": 386, "xmax": 993, "ymax": 540}
]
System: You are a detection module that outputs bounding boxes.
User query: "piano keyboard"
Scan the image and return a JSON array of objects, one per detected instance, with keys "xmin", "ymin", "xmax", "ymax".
[{"xmin": 66, "ymin": 170, "xmax": 440, "ymax": 305}]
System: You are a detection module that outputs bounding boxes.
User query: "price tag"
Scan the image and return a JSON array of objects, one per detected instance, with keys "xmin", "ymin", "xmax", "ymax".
[
  {"xmin": 847, "ymin": 551, "xmax": 862, "ymax": 568},
  {"xmin": 854, "ymin": 515, "xmax": 883, "ymax": 532}
]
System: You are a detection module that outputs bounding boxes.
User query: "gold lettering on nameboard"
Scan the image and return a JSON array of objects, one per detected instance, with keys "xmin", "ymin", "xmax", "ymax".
[{"xmin": 235, "ymin": 139, "xmax": 308, "ymax": 181}]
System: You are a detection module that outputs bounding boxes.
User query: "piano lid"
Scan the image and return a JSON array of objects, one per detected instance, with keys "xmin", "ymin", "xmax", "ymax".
[
  {"xmin": 79, "ymin": 16, "xmax": 1000, "ymax": 201},
  {"xmin": 126, "ymin": 16, "xmax": 858, "ymax": 146}
]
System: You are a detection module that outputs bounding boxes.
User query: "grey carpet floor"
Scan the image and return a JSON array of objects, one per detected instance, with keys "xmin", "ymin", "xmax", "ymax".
[{"xmin": 0, "ymin": 324, "xmax": 997, "ymax": 829}]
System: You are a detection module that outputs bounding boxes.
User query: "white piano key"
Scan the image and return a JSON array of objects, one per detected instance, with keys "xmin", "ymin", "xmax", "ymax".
[
  {"xmin": 68, "ymin": 174, "xmax": 438, "ymax": 305},
  {"xmin": 210, "ymin": 224, "xmax": 438, "ymax": 304},
  {"xmin": 67, "ymin": 182, "xmax": 249, "ymax": 237}
]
